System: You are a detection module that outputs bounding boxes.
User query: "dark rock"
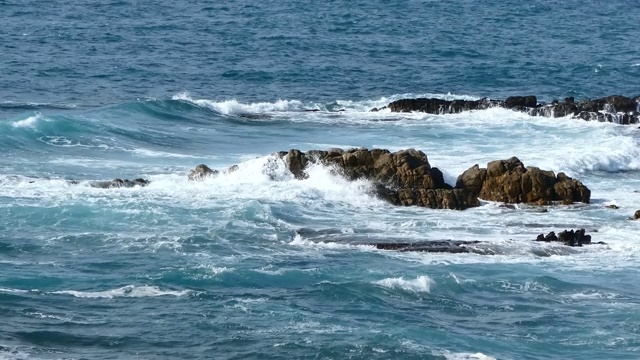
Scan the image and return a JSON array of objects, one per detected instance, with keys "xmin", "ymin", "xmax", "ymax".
[
  {"xmin": 90, "ymin": 178, "xmax": 150, "ymax": 189},
  {"xmin": 387, "ymin": 97, "xmax": 502, "ymax": 114},
  {"xmin": 634, "ymin": 210, "xmax": 640, "ymax": 220},
  {"xmin": 606, "ymin": 204, "xmax": 619, "ymax": 209},
  {"xmin": 188, "ymin": 164, "xmax": 219, "ymax": 181},
  {"xmin": 373, "ymin": 240, "xmax": 481, "ymax": 253},
  {"xmin": 535, "ymin": 228, "xmax": 598, "ymax": 247},
  {"xmin": 386, "ymin": 95, "xmax": 640, "ymax": 124}
]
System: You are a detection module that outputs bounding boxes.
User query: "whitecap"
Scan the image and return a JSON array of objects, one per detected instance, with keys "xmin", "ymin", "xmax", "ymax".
[
  {"xmin": 442, "ymin": 352, "xmax": 497, "ymax": 360},
  {"xmin": 374, "ymin": 275, "xmax": 433, "ymax": 293},
  {"xmin": 10, "ymin": 113, "xmax": 43, "ymax": 128},
  {"xmin": 51, "ymin": 285, "xmax": 191, "ymax": 299}
]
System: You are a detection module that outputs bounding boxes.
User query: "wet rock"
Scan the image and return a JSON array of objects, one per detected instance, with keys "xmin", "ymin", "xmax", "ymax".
[
  {"xmin": 188, "ymin": 164, "xmax": 219, "ymax": 181},
  {"xmin": 606, "ymin": 204, "xmax": 619, "ymax": 209},
  {"xmin": 372, "ymin": 240, "xmax": 482, "ymax": 254},
  {"xmin": 386, "ymin": 97, "xmax": 503, "ymax": 114},
  {"xmin": 634, "ymin": 210, "xmax": 640, "ymax": 220},
  {"xmin": 457, "ymin": 157, "xmax": 590, "ymax": 205},
  {"xmin": 535, "ymin": 228, "xmax": 601, "ymax": 246},
  {"xmin": 277, "ymin": 148, "xmax": 478, "ymax": 209},
  {"xmin": 90, "ymin": 178, "xmax": 150, "ymax": 189},
  {"xmin": 385, "ymin": 95, "xmax": 640, "ymax": 124}
]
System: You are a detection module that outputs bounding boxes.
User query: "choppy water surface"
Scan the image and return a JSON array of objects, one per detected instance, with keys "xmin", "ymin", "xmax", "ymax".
[{"xmin": 2, "ymin": 1, "xmax": 640, "ymax": 359}]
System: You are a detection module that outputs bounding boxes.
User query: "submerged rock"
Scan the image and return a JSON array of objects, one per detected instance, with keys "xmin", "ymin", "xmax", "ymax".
[
  {"xmin": 372, "ymin": 240, "xmax": 482, "ymax": 254},
  {"xmin": 90, "ymin": 178, "xmax": 150, "ymax": 189},
  {"xmin": 188, "ymin": 164, "xmax": 219, "ymax": 181},
  {"xmin": 382, "ymin": 95, "xmax": 640, "ymax": 124}
]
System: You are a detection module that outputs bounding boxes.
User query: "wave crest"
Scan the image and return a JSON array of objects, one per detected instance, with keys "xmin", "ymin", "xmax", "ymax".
[{"xmin": 374, "ymin": 275, "xmax": 433, "ymax": 293}]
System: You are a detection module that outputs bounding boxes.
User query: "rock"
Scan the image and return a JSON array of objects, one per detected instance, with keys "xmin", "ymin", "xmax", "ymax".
[
  {"xmin": 372, "ymin": 240, "xmax": 482, "ymax": 254},
  {"xmin": 275, "ymin": 148, "xmax": 479, "ymax": 209},
  {"xmin": 634, "ymin": 210, "xmax": 640, "ymax": 220},
  {"xmin": 535, "ymin": 228, "xmax": 598, "ymax": 246},
  {"xmin": 386, "ymin": 97, "xmax": 502, "ymax": 114},
  {"xmin": 457, "ymin": 157, "xmax": 590, "ymax": 205},
  {"xmin": 188, "ymin": 164, "xmax": 219, "ymax": 181},
  {"xmin": 606, "ymin": 204, "xmax": 619, "ymax": 209},
  {"xmin": 385, "ymin": 95, "xmax": 640, "ymax": 124},
  {"xmin": 90, "ymin": 178, "xmax": 150, "ymax": 189},
  {"xmin": 194, "ymin": 148, "xmax": 588, "ymax": 211}
]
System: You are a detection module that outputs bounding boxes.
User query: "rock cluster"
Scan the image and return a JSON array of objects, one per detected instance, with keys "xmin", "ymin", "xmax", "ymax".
[
  {"xmin": 535, "ymin": 228, "xmax": 601, "ymax": 247},
  {"xmin": 89, "ymin": 178, "xmax": 150, "ymax": 189},
  {"xmin": 456, "ymin": 157, "xmax": 590, "ymax": 205},
  {"xmin": 379, "ymin": 95, "xmax": 640, "ymax": 124},
  {"xmin": 189, "ymin": 148, "xmax": 590, "ymax": 210}
]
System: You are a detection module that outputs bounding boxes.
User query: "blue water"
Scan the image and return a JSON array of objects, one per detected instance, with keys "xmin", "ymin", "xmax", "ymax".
[{"xmin": 2, "ymin": 1, "xmax": 640, "ymax": 359}]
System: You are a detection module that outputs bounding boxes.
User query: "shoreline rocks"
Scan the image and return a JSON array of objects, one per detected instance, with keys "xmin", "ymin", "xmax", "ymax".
[
  {"xmin": 189, "ymin": 148, "xmax": 591, "ymax": 210},
  {"xmin": 535, "ymin": 228, "xmax": 605, "ymax": 247},
  {"xmin": 379, "ymin": 95, "xmax": 640, "ymax": 124},
  {"xmin": 88, "ymin": 178, "xmax": 150, "ymax": 189}
]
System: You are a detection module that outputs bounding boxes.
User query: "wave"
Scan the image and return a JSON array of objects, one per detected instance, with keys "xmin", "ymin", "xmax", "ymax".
[
  {"xmin": 172, "ymin": 91, "xmax": 480, "ymax": 116},
  {"xmin": 374, "ymin": 275, "xmax": 433, "ymax": 293},
  {"xmin": 10, "ymin": 113, "xmax": 45, "ymax": 128},
  {"xmin": 51, "ymin": 285, "xmax": 191, "ymax": 299}
]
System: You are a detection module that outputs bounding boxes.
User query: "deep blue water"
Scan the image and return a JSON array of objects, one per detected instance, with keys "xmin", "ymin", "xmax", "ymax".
[{"xmin": 2, "ymin": 1, "xmax": 640, "ymax": 359}]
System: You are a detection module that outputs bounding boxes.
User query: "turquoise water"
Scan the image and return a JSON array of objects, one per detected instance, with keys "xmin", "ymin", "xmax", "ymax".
[{"xmin": 2, "ymin": 1, "xmax": 640, "ymax": 359}]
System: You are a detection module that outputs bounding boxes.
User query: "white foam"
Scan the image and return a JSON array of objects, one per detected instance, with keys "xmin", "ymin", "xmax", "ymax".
[
  {"xmin": 173, "ymin": 91, "xmax": 481, "ymax": 116},
  {"xmin": 442, "ymin": 352, "xmax": 497, "ymax": 360},
  {"xmin": 10, "ymin": 113, "xmax": 43, "ymax": 128},
  {"xmin": 51, "ymin": 285, "xmax": 191, "ymax": 299},
  {"xmin": 289, "ymin": 234, "xmax": 376, "ymax": 251},
  {"xmin": 131, "ymin": 148, "xmax": 198, "ymax": 158},
  {"xmin": 173, "ymin": 92, "xmax": 305, "ymax": 114},
  {"xmin": 374, "ymin": 275, "xmax": 433, "ymax": 293},
  {"xmin": 0, "ymin": 348, "xmax": 32, "ymax": 360},
  {"xmin": 0, "ymin": 287, "xmax": 31, "ymax": 294}
]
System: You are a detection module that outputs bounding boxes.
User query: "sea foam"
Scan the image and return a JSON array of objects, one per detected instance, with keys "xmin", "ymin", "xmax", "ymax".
[{"xmin": 374, "ymin": 275, "xmax": 433, "ymax": 293}]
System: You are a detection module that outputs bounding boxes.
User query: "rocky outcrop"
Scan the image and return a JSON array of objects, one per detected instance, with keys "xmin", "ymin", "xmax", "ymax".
[
  {"xmin": 381, "ymin": 95, "xmax": 640, "ymax": 124},
  {"xmin": 373, "ymin": 240, "xmax": 482, "ymax": 253},
  {"xmin": 276, "ymin": 148, "xmax": 479, "ymax": 210},
  {"xmin": 456, "ymin": 157, "xmax": 590, "ymax": 205},
  {"xmin": 188, "ymin": 148, "xmax": 590, "ymax": 210},
  {"xmin": 89, "ymin": 178, "xmax": 150, "ymax": 189},
  {"xmin": 188, "ymin": 164, "xmax": 219, "ymax": 181},
  {"xmin": 535, "ymin": 229, "xmax": 603, "ymax": 247},
  {"xmin": 633, "ymin": 210, "xmax": 640, "ymax": 220}
]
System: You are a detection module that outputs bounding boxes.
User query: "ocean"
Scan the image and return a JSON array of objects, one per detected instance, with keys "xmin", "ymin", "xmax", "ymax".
[{"xmin": 2, "ymin": 1, "xmax": 640, "ymax": 359}]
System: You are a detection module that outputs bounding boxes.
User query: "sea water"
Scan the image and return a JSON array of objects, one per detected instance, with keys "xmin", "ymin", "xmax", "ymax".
[{"xmin": 2, "ymin": 1, "xmax": 640, "ymax": 359}]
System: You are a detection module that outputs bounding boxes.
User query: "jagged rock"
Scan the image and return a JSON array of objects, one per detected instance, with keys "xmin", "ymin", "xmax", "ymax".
[
  {"xmin": 277, "ymin": 148, "xmax": 479, "ymax": 210},
  {"xmin": 456, "ymin": 157, "xmax": 590, "ymax": 205},
  {"xmin": 90, "ymin": 178, "xmax": 150, "ymax": 189},
  {"xmin": 534, "ymin": 228, "xmax": 601, "ymax": 246},
  {"xmin": 387, "ymin": 97, "xmax": 502, "ymax": 114},
  {"xmin": 382, "ymin": 95, "xmax": 640, "ymax": 124},
  {"xmin": 188, "ymin": 164, "xmax": 219, "ymax": 181},
  {"xmin": 190, "ymin": 148, "xmax": 588, "ymax": 210}
]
